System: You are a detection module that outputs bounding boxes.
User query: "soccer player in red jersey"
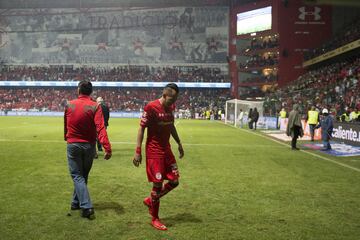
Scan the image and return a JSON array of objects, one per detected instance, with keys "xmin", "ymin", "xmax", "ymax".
[{"xmin": 133, "ymin": 83, "xmax": 184, "ymax": 231}]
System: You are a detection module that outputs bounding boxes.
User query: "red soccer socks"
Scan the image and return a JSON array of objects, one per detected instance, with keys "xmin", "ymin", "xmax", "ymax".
[
  {"xmin": 144, "ymin": 183, "xmax": 178, "ymax": 231},
  {"xmin": 143, "ymin": 197, "xmax": 152, "ymax": 216},
  {"xmin": 150, "ymin": 187, "xmax": 161, "ymax": 220},
  {"xmin": 159, "ymin": 181, "xmax": 178, "ymax": 198}
]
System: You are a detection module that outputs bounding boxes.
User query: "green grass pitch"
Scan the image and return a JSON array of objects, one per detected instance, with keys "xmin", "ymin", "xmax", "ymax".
[{"xmin": 0, "ymin": 117, "xmax": 360, "ymax": 240}]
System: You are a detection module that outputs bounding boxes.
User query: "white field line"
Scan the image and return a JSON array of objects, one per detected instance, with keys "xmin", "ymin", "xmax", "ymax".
[
  {"xmin": 0, "ymin": 124, "xmax": 47, "ymax": 130},
  {"xmin": 0, "ymin": 138, "xmax": 283, "ymax": 148},
  {"xmin": 174, "ymin": 120, "xmax": 180, "ymax": 127},
  {"xmin": 221, "ymin": 122, "xmax": 360, "ymax": 173}
]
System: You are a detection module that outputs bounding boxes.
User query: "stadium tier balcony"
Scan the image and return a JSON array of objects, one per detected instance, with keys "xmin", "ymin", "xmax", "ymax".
[
  {"xmin": 248, "ymin": 35, "xmax": 279, "ymax": 51},
  {"xmin": 238, "ymin": 53, "xmax": 279, "ymax": 72},
  {"xmin": 241, "ymin": 47, "xmax": 279, "ymax": 57},
  {"xmin": 239, "ymin": 75, "xmax": 277, "ymax": 87}
]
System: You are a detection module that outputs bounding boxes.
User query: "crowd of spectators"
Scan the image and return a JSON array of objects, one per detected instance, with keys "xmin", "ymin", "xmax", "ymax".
[
  {"xmin": 242, "ymin": 74, "xmax": 277, "ymax": 84},
  {"xmin": 0, "ymin": 65, "xmax": 228, "ymax": 83},
  {"xmin": 0, "ymin": 87, "xmax": 231, "ymax": 114},
  {"xmin": 247, "ymin": 35, "xmax": 279, "ymax": 52},
  {"xmin": 263, "ymin": 56, "xmax": 360, "ymax": 118},
  {"xmin": 239, "ymin": 54, "xmax": 279, "ymax": 69},
  {"xmin": 305, "ymin": 17, "xmax": 360, "ymax": 60},
  {"xmin": 239, "ymin": 87, "xmax": 266, "ymax": 100}
]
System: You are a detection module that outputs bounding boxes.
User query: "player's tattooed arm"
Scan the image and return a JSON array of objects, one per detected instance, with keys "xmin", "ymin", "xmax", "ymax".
[
  {"xmin": 170, "ymin": 124, "xmax": 184, "ymax": 159},
  {"xmin": 133, "ymin": 126, "xmax": 145, "ymax": 167}
]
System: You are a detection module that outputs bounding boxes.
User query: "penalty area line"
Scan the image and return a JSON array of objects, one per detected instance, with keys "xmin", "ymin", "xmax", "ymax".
[{"xmin": 220, "ymin": 122, "xmax": 360, "ymax": 173}]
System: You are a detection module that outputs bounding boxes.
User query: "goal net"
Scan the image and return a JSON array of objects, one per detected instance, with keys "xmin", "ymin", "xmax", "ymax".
[{"xmin": 225, "ymin": 99, "xmax": 264, "ymax": 127}]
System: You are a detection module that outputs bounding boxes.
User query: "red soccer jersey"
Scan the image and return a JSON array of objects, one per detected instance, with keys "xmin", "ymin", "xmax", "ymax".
[
  {"xmin": 64, "ymin": 95, "xmax": 111, "ymax": 153},
  {"xmin": 140, "ymin": 99, "xmax": 175, "ymax": 156}
]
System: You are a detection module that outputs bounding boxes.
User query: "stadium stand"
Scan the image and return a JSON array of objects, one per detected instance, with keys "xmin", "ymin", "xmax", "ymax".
[
  {"xmin": 263, "ymin": 56, "xmax": 360, "ymax": 118},
  {"xmin": 0, "ymin": 66, "xmax": 228, "ymax": 83},
  {"xmin": 304, "ymin": 17, "xmax": 360, "ymax": 60},
  {"xmin": 0, "ymin": 88, "xmax": 230, "ymax": 113}
]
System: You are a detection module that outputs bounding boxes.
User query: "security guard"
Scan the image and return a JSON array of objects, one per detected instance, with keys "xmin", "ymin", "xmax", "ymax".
[
  {"xmin": 340, "ymin": 110, "xmax": 351, "ymax": 122},
  {"xmin": 280, "ymin": 108, "xmax": 287, "ymax": 118},
  {"xmin": 307, "ymin": 106, "xmax": 319, "ymax": 141},
  {"xmin": 278, "ymin": 108, "xmax": 287, "ymax": 129},
  {"xmin": 350, "ymin": 109, "xmax": 360, "ymax": 122}
]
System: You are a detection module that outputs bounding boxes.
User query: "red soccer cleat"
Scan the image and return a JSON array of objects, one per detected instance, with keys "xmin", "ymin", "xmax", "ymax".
[
  {"xmin": 143, "ymin": 197, "xmax": 152, "ymax": 216},
  {"xmin": 151, "ymin": 218, "xmax": 167, "ymax": 231}
]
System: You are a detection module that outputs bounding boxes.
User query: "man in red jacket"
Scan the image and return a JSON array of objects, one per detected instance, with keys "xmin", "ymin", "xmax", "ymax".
[{"xmin": 64, "ymin": 80, "xmax": 112, "ymax": 219}]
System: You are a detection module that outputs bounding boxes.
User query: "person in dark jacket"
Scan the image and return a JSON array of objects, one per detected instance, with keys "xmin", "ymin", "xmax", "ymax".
[
  {"xmin": 248, "ymin": 108, "xmax": 253, "ymax": 129},
  {"xmin": 315, "ymin": 108, "xmax": 333, "ymax": 151},
  {"xmin": 251, "ymin": 108, "xmax": 259, "ymax": 130},
  {"xmin": 96, "ymin": 97, "xmax": 110, "ymax": 154},
  {"xmin": 286, "ymin": 104, "xmax": 303, "ymax": 150}
]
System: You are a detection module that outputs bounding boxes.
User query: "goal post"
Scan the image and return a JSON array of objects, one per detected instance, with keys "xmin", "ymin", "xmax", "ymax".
[{"xmin": 225, "ymin": 99, "xmax": 264, "ymax": 127}]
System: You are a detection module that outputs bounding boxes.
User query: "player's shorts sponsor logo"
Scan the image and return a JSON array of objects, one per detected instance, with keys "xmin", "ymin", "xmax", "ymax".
[
  {"xmin": 155, "ymin": 172, "xmax": 162, "ymax": 180},
  {"xmin": 171, "ymin": 164, "xmax": 179, "ymax": 176},
  {"xmin": 172, "ymin": 169, "xmax": 179, "ymax": 176}
]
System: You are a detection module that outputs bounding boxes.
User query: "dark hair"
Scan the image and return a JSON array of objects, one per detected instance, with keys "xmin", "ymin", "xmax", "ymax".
[
  {"xmin": 164, "ymin": 83, "xmax": 179, "ymax": 94},
  {"xmin": 78, "ymin": 80, "xmax": 92, "ymax": 95}
]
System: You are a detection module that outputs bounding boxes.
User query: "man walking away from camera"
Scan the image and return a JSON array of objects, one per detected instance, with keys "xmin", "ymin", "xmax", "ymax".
[
  {"xmin": 252, "ymin": 107, "xmax": 259, "ymax": 130},
  {"xmin": 248, "ymin": 108, "xmax": 253, "ymax": 129},
  {"xmin": 286, "ymin": 104, "xmax": 303, "ymax": 150},
  {"xmin": 64, "ymin": 80, "xmax": 112, "ymax": 219}
]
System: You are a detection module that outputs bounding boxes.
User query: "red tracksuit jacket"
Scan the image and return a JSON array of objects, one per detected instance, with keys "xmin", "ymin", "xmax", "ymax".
[{"xmin": 64, "ymin": 94, "xmax": 111, "ymax": 153}]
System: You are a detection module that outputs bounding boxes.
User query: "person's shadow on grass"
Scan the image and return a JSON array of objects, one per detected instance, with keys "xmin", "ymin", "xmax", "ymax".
[
  {"xmin": 93, "ymin": 202, "xmax": 125, "ymax": 215},
  {"xmin": 162, "ymin": 213, "xmax": 202, "ymax": 227}
]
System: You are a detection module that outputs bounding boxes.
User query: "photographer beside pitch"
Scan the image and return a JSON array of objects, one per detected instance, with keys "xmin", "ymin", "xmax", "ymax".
[
  {"xmin": 64, "ymin": 80, "xmax": 112, "ymax": 219},
  {"xmin": 133, "ymin": 83, "xmax": 184, "ymax": 231}
]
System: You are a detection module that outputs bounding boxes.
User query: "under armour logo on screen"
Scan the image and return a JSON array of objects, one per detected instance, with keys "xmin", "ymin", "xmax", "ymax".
[{"xmin": 298, "ymin": 6, "xmax": 321, "ymax": 21}]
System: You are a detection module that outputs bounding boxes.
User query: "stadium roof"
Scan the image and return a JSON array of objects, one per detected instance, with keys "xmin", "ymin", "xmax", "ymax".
[
  {"xmin": 2, "ymin": 0, "xmax": 359, "ymax": 9},
  {"xmin": 0, "ymin": 0, "xmax": 251, "ymax": 9}
]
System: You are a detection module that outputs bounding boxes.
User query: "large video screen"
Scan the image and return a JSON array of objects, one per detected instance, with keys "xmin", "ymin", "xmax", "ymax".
[{"xmin": 236, "ymin": 6, "xmax": 272, "ymax": 35}]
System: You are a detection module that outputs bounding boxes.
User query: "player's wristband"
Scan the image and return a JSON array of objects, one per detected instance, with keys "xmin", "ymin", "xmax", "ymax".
[{"xmin": 136, "ymin": 147, "xmax": 141, "ymax": 154}]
